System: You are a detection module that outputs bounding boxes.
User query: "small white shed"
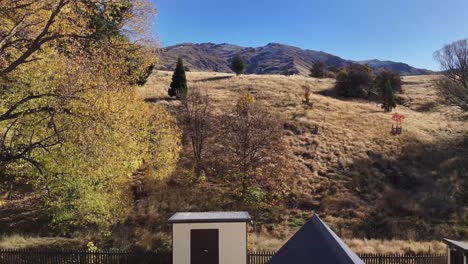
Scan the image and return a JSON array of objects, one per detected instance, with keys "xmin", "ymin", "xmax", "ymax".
[{"xmin": 168, "ymin": 211, "xmax": 251, "ymax": 264}]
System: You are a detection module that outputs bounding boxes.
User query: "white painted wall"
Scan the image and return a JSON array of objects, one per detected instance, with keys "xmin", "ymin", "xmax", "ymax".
[{"xmin": 173, "ymin": 222, "xmax": 247, "ymax": 264}]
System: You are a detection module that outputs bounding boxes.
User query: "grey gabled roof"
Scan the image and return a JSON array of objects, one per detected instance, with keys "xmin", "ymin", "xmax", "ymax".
[
  {"xmin": 443, "ymin": 239, "xmax": 468, "ymax": 253},
  {"xmin": 270, "ymin": 214, "xmax": 364, "ymax": 264},
  {"xmin": 168, "ymin": 211, "xmax": 251, "ymax": 223}
]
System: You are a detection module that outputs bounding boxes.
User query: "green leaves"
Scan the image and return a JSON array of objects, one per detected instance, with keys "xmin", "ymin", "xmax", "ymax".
[
  {"xmin": 231, "ymin": 54, "xmax": 246, "ymax": 75},
  {"xmin": 382, "ymin": 80, "xmax": 396, "ymax": 112}
]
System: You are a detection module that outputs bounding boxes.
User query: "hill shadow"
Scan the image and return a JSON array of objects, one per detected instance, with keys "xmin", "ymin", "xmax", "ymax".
[{"xmin": 345, "ymin": 135, "xmax": 468, "ymax": 240}]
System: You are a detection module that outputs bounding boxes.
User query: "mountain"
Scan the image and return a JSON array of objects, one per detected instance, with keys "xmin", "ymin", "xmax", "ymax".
[
  {"xmin": 158, "ymin": 43, "xmax": 433, "ymax": 76},
  {"xmin": 356, "ymin": 60, "xmax": 433, "ymax": 76}
]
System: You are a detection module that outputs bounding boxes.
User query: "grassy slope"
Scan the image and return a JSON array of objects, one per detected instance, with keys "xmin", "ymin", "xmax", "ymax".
[
  {"xmin": 1, "ymin": 71, "xmax": 466, "ymax": 252},
  {"xmin": 139, "ymin": 71, "xmax": 467, "ymax": 246}
]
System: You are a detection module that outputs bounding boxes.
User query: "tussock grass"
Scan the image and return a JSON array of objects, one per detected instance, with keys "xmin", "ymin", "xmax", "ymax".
[
  {"xmin": 140, "ymin": 71, "xmax": 468, "ymax": 241},
  {"xmin": 0, "ymin": 234, "xmax": 80, "ymax": 249},
  {"xmin": 344, "ymin": 239, "xmax": 447, "ymax": 254},
  {"xmin": 249, "ymin": 232, "xmax": 447, "ymax": 253},
  {"xmin": 5, "ymin": 71, "xmax": 464, "ymax": 250}
]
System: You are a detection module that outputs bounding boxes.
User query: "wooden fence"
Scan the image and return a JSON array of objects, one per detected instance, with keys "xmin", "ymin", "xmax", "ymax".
[
  {"xmin": 359, "ymin": 253, "xmax": 447, "ymax": 264},
  {"xmin": 249, "ymin": 250, "xmax": 275, "ymax": 264},
  {"xmin": 0, "ymin": 249, "xmax": 171, "ymax": 264},
  {"xmin": 0, "ymin": 249, "xmax": 447, "ymax": 264},
  {"xmin": 248, "ymin": 251, "xmax": 447, "ymax": 264}
]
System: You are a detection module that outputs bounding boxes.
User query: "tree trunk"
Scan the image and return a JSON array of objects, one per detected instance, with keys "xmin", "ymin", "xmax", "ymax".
[
  {"xmin": 7, "ymin": 183, "xmax": 13, "ymax": 200},
  {"xmin": 241, "ymin": 162, "xmax": 249, "ymax": 196},
  {"xmin": 195, "ymin": 160, "xmax": 202, "ymax": 177}
]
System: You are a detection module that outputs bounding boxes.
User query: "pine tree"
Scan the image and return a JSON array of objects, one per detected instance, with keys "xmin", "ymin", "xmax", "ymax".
[
  {"xmin": 168, "ymin": 57, "xmax": 188, "ymax": 98},
  {"xmin": 231, "ymin": 54, "xmax": 246, "ymax": 75},
  {"xmin": 382, "ymin": 80, "xmax": 396, "ymax": 112}
]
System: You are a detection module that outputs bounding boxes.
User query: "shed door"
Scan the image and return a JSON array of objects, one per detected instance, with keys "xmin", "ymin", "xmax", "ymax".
[{"xmin": 190, "ymin": 229, "xmax": 219, "ymax": 264}]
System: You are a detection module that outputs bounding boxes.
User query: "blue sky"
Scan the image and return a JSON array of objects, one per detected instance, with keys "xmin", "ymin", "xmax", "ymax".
[{"xmin": 151, "ymin": 0, "xmax": 468, "ymax": 70}]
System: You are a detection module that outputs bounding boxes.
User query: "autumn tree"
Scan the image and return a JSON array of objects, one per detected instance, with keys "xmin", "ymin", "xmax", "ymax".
[
  {"xmin": 0, "ymin": 0, "xmax": 181, "ymax": 232},
  {"xmin": 231, "ymin": 54, "xmax": 246, "ymax": 75},
  {"xmin": 180, "ymin": 89, "xmax": 212, "ymax": 176},
  {"xmin": 168, "ymin": 57, "xmax": 188, "ymax": 98},
  {"xmin": 219, "ymin": 93, "xmax": 283, "ymax": 199},
  {"xmin": 147, "ymin": 105, "xmax": 182, "ymax": 179},
  {"xmin": 434, "ymin": 39, "xmax": 468, "ymax": 111},
  {"xmin": 310, "ymin": 61, "xmax": 326, "ymax": 78},
  {"xmin": 382, "ymin": 81, "xmax": 396, "ymax": 112},
  {"xmin": 0, "ymin": 0, "xmax": 156, "ymax": 166}
]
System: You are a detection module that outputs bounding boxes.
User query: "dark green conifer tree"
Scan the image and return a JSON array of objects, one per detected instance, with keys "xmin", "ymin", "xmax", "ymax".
[
  {"xmin": 382, "ymin": 80, "xmax": 396, "ymax": 112},
  {"xmin": 168, "ymin": 57, "xmax": 188, "ymax": 98},
  {"xmin": 231, "ymin": 54, "xmax": 246, "ymax": 75}
]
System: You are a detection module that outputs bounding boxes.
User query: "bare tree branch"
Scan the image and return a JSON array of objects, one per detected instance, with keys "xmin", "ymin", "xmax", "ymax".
[
  {"xmin": 180, "ymin": 88, "xmax": 212, "ymax": 176},
  {"xmin": 434, "ymin": 39, "xmax": 468, "ymax": 111}
]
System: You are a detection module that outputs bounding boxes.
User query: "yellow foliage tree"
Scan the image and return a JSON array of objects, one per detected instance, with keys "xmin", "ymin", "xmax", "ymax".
[
  {"xmin": 0, "ymin": 0, "xmax": 180, "ymax": 232},
  {"xmin": 147, "ymin": 105, "xmax": 182, "ymax": 180}
]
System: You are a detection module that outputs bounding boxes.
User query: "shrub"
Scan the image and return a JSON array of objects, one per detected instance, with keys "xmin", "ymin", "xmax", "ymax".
[
  {"xmin": 310, "ymin": 61, "xmax": 327, "ymax": 78},
  {"xmin": 375, "ymin": 69, "xmax": 403, "ymax": 94},
  {"xmin": 328, "ymin": 65, "xmax": 341, "ymax": 73},
  {"xmin": 231, "ymin": 54, "xmax": 246, "ymax": 75},
  {"xmin": 243, "ymin": 185, "xmax": 267, "ymax": 209},
  {"xmin": 335, "ymin": 64, "xmax": 373, "ymax": 98}
]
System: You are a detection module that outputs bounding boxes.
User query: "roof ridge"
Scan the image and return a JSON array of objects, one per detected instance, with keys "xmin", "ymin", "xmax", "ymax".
[
  {"xmin": 270, "ymin": 214, "xmax": 364, "ymax": 264},
  {"xmin": 312, "ymin": 215, "xmax": 364, "ymax": 263}
]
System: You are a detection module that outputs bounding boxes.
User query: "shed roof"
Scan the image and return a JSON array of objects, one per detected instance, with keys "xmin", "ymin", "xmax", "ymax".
[
  {"xmin": 168, "ymin": 211, "xmax": 251, "ymax": 223},
  {"xmin": 269, "ymin": 214, "xmax": 364, "ymax": 264},
  {"xmin": 443, "ymin": 239, "xmax": 468, "ymax": 253}
]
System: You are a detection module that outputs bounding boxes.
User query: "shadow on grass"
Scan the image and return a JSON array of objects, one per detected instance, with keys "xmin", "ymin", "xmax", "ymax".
[
  {"xmin": 195, "ymin": 76, "xmax": 233, "ymax": 82},
  {"xmin": 317, "ymin": 88, "xmax": 339, "ymax": 98},
  {"xmin": 316, "ymin": 88, "xmax": 370, "ymax": 103},
  {"xmin": 345, "ymin": 135, "xmax": 468, "ymax": 240},
  {"xmin": 144, "ymin": 97, "xmax": 178, "ymax": 103},
  {"xmin": 414, "ymin": 101, "xmax": 439, "ymax": 112}
]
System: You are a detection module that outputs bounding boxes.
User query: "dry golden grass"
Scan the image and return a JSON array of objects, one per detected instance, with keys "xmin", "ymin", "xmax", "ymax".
[
  {"xmin": 0, "ymin": 234, "xmax": 80, "ymax": 249},
  {"xmin": 141, "ymin": 71, "xmax": 468, "ymax": 187},
  {"xmin": 2, "ymin": 71, "xmax": 465, "ymax": 252},
  {"xmin": 248, "ymin": 232, "xmax": 284, "ymax": 251},
  {"xmin": 344, "ymin": 239, "xmax": 447, "ymax": 254},
  {"xmin": 138, "ymin": 71, "xmax": 468, "ymax": 252},
  {"xmin": 248, "ymin": 231, "xmax": 447, "ymax": 254}
]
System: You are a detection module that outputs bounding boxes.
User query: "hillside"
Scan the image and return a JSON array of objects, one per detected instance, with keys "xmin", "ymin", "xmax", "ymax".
[
  {"xmin": 158, "ymin": 43, "xmax": 434, "ymax": 76},
  {"xmin": 1, "ymin": 72, "xmax": 466, "ymax": 252},
  {"xmin": 139, "ymin": 72, "xmax": 467, "ymax": 245}
]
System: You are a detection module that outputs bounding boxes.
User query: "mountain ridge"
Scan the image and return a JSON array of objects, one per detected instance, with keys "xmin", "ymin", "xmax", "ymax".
[{"xmin": 158, "ymin": 42, "xmax": 433, "ymax": 76}]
